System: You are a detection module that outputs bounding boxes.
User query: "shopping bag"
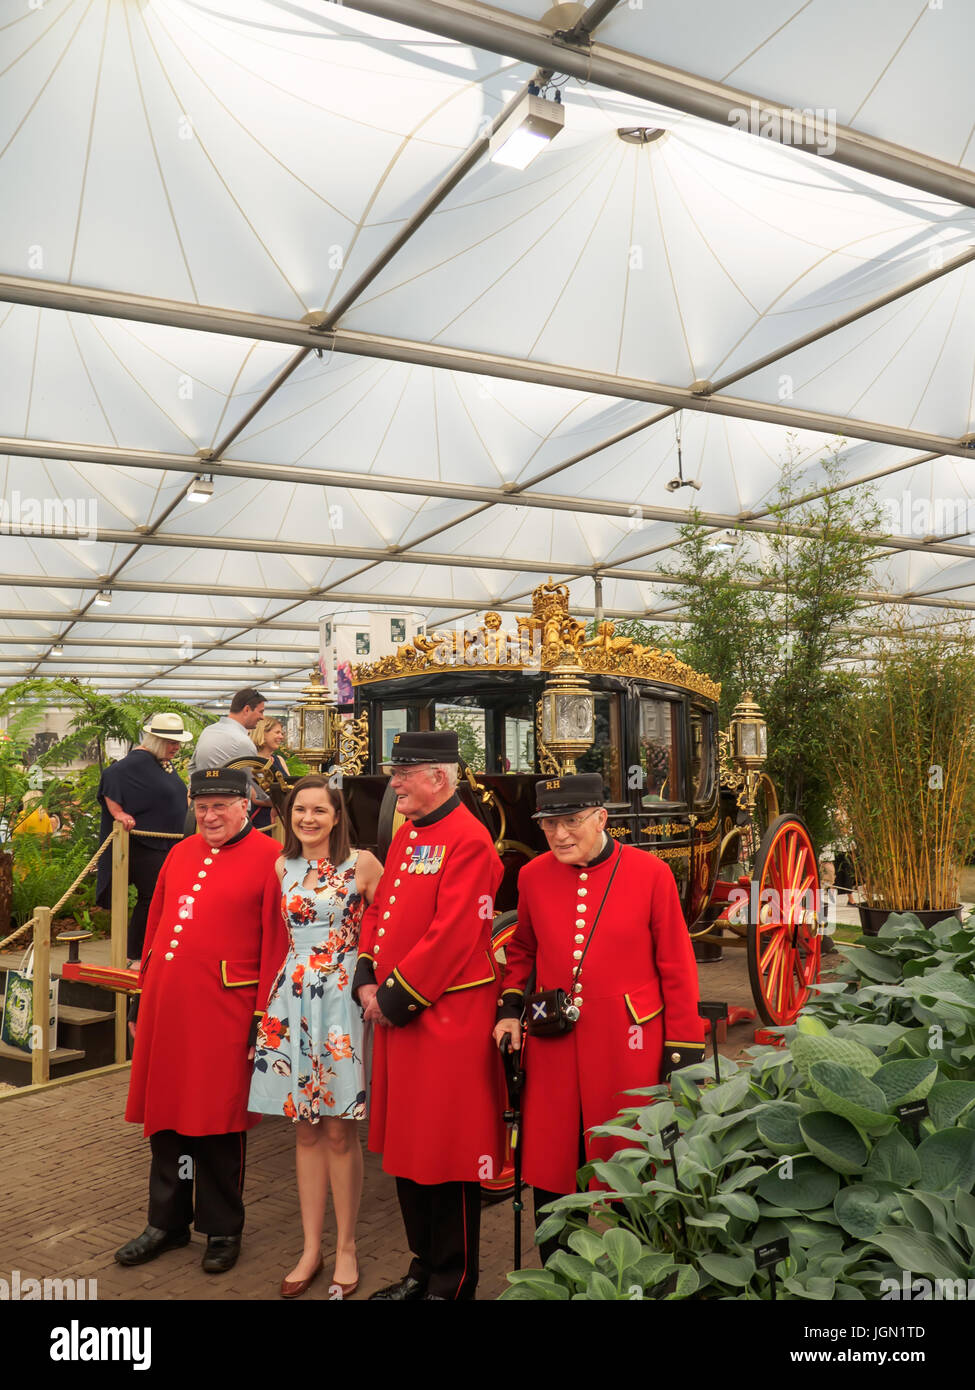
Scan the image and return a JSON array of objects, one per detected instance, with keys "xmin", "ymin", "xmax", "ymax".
[{"xmin": 0, "ymin": 947, "xmax": 59, "ymax": 1053}]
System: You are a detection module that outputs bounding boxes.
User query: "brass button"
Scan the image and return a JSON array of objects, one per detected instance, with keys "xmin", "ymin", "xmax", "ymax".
[
  {"xmin": 399, "ymin": 863, "xmax": 407, "ymax": 871},
  {"xmin": 374, "ymin": 946, "xmax": 381, "ymax": 955},
  {"xmin": 577, "ymin": 903, "xmax": 587, "ymax": 912},
  {"xmin": 383, "ymin": 911, "xmax": 390, "ymax": 920},
  {"xmin": 579, "ymin": 873, "xmax": 588, "ymax": 882},
  {"xmin": 574, "ymin": 934, "xmax": 584, "ymax": 944},
  {"xmin": 572, "ymin": 950, "xmax": 582, "ymax": 960},
  {"xmin": 203, "ymin": 857, "xmax": 213, "ymax": 865},
  {"xmin": 409, "ymin": 831, "xmax": 418, "ymax": 840},
  {"xmin": 577, "ymin": 888, "xmax": 587, "ymax": 897},
  {"xmin": 407, "ymin": 1004, "xmax": 417, "ymax": 1012},
  {"xmin": 575, "ymin": 998, "xmax": 584, "ymax": 1007},
  {"xmin": 497, "ymin": 997, "xmax": 503, "ymax": 1006},
  {"xmin": 394, "ymin": 879, "xmax": 401, "ymax": 887},
  {"xmin": 165, "ymin": 952, "xmax": 174, "ymax": 961},
  {"xmin": 575, "ymin": 919, "xmax": 585, "ymax": 928},
  {"xmin": 198, "ymin": 870, "xmax": 207, "ymax": 878},
  {"xmin": 386, "ymin": 977, "xmax": 394, "ymax": 987},
  {"xmin": 389, "ymin": 896, "xmax": 396, "ymax": 904},
  {"xmin": 169, "ymin": 939, "xmax": 178, "ymax": 948},
  {"xmin": 671, "ymin": 1052, "xmax": 681, "ymax": 1063},
  {"xmin": 174, "ymin": 925, "xmax": 182, "ymax": 934},
  {"xmin": 378, "ymin": 928, "xmax": 385, "ymax": 937},
  {"xmin": 192, "ymin": 883, "xmax": 201, "ymax": 892}
]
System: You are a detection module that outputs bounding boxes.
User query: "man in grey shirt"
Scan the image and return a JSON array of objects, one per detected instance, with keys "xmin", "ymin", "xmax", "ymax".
[{"xmin": 189, "ymin": 689, "xmax": 269, "ymax": 808}]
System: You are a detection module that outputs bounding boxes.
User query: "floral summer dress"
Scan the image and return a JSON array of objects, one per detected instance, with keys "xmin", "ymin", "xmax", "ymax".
[{"xmin": 249, "ymin": 852, "xmax": 366, "ymax": 1122}]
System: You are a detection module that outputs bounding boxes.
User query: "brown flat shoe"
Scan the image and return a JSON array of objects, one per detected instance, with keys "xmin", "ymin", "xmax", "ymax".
[
  {"xmin": 332, "ymin": 1259, "xmax": 359, "ymax": 1299},
  {"xmin": 280, "ymin": 1255, "xmax": 323, "ymax": 1299}
]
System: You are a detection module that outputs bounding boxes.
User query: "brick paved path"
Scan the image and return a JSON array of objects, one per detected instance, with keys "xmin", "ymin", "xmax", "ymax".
[{"xmin": 0, "ymin": 946, "xmax": 762, "ymax": 1301}]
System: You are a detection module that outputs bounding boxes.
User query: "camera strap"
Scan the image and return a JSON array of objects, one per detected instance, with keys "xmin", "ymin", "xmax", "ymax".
[{"xmin": 569, "ymin": 842, "xmax": 622, "ymax": 994}]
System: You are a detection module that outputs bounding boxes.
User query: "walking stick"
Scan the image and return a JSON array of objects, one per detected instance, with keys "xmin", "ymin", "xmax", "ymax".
[{"xmin": 500, "ymin": 1033, "xmax": 525, "ymax": 1270}]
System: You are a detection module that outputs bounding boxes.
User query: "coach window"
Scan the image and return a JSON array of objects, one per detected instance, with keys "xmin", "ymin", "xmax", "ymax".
[
  {"xmin": 638, "ymin": 697, "xmax": 682, "ymax": 805},
  {"xmin": 574, "ymin": 693, "xmax": 623, "ymax": 802}
]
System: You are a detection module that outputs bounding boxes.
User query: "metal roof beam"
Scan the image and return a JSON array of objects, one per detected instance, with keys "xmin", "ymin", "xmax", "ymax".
[
  {"xmin": 338, "ymin": 0, "xmax": 975, "ymax": 207},
  {"xmin": 4, "ymin": 278, "xmax": 975, "ymax": 461}
]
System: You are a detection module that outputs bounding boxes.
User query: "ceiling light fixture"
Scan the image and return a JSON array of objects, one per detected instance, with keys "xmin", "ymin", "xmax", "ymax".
[
  {"xmin": 95, "ymin": 590, "xmax": 112, "ymax": 607},
  {"xmin": 664, "ymin": 411, "xmax": 701, "ymax": 492},
  {"xmin": 52, "ymin": 643, "xmax": 64, "ymax": 655},
  {"xmin": 187, "ymin": 473, "xmax": 214, "ymax": 504},
  {"xmin": 490, "ymin": 84, "xmax": 565, "ymax": 170},
  {"xmin": 707, "ymin": 529, "xmax": 738, "ymax": 551}
]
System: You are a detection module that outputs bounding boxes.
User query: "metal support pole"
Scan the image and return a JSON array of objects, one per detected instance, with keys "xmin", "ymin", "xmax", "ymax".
[
  {"xmin": 31, "ymin": 906, "xmax": 52, "ymax": 1087},
  {"xmin": 110, "ymin": 825, "xmax": 130, "ymax": 1064},
  {"xmin": 593, "ymin": 575, "xmax": 604, "ymax": 624}
]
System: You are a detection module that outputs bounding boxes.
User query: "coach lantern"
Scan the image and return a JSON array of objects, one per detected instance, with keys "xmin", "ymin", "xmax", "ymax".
[
  {"xmin": 288, "ymin": 668, "xmax": 341, "ymax": 771},
  {"xmin": 538, "ymin": 651, "xmax": 594, "ymax": 773}
]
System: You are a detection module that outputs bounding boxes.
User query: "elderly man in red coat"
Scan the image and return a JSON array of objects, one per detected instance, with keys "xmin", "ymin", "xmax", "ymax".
[
  {"xmin": 115, "ymin": 768, "xmax": 285, "ymax": 1274},
  {"xmin": 493, "ymin": 773, "xmax": 705, "ymax": 1260},
  {"xmin": 352, "ymin": 730, "xmax": 504, "ymax": 1301}
]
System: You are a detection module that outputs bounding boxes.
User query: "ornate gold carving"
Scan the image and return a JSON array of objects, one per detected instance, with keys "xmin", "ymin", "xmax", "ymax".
[
  {"xmin": 335, "ymin": 712, "xmax": 369, "ymax": 776},
  {"xmin": 651, "ymin": 844, "xmax": 692, "ymax": 863},
  {"xmin": 352, "ymin": 580, "xmax": 720, "ymax": 703},
  {"xmin": 535, "ymin": 699, "xmax": 560, "ymax": 776}
]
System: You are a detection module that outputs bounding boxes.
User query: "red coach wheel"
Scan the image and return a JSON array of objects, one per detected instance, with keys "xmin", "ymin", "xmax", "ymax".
[{"xmin": 746, "ymin": 815, "xmax": 821, "ymax": 1027}]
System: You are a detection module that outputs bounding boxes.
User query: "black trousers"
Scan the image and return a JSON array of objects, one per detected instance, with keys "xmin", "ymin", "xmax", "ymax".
[
  {"xmin": 127, "ymin": 842, "xmax": 171, "ymax": 960},
  {"xmin": 395, "ymin": 1177, "xmax": 481, "ymax": 1300},
  {"xmin": 148, "ymin": 1130, "xmax": 247, "ymax": 1237},
  {"xmin": 533, "ymin": 1125, "xmax": 588, "ymax": 1266}
]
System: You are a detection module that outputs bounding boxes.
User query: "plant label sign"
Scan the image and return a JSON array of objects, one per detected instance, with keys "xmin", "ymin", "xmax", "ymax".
[
  {"xmin": 660, "ymin": 1122, "xmax": 680, "ymax": 1149},
  {"xmin": 895, "ymin": 1099, "xmax": 928, "ymax": 1122},
  {"xmin": 754, "ymin": 1236, "xmax": 789, "ymax": 1271}
]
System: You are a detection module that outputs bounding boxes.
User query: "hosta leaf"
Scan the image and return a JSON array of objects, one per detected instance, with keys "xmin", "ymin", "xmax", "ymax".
[
  {"xmin": 602, "ymin": 1227, "xmax": 642, "ymax": 1274},
  {"xmin": 700, "ymin": 1070, "xmax": 751, "ymax": 1115},
  {"xmin": 797, "ymin": 1015, "xmax": 830, "ymax": 1035},
  {"xmin": 853, "ymin": 950, "xmax": 903, "ymax": 983},
  {"xmin": 792, "ymin": 1032, "xmax": 882, "ymax": 1080},
  {"xmin": 917, "ymin": 1129, "xmax": 975, "ymax": 1193},
  {"xmin": 636, "ymin": 1102, "xmax": 676, "ymax": 1135},
  {"xmin": 871, "ymin": 1058, "xmax": 939, "ymax": 1106},
  {"xmin": 664, "ymin": 1265, "xmax": 699, "ymax": 1299},
  {"xmin": 868, "ymin": 1227, "xmax": 967, "ymax": 1279},
  {"xmin": 756, "ymin": 1157, "xmax": 840, "ymax": 1211},
  {"xmin": 756, "ymin": 1102, "xmax": 804, "ymax": 1154},
  {"xmin": 686, "ymin": 1212, "xmax": 730, "ymax": 1230},
  {"xmin": 567, "ymin": 1228, "xmax": 606, "ymax": 1262},
  {"xmin": 864, "ymin": 1129, "xmax": 920, "ymax": 1187},
  {"xmin": 714, "ymin": 1191, "xmax": 760, "ymax": 1222},
  {"xmin": 588, "ymin": 1161, "xmax": 644, "ymax": 1195},
  {"xmin": 546, "ymin": 1250, "xmax": 595, "ymax": 1284},
  {"xmin": 928, "ymin": 1082, "xmax": 975, "ymax": 1130},
  {"xmin": 698, "ymin": 1252, "xmax": 754, "ymax": 1287},
  {"xmin": 832, "ymin": 1022, "xmax": 907, "ymax": 1048},
  {"xmin": 799, "ymin": 1111, "xmax": 869, "ymax": 1175},
  {"xmin": 809, "ymin": 1062, "xmax": 895, "ymax": 1133},
  {"xmin": 834, "ymin": 1184, "xmax": 899, "ymax": 1240},
  {"xmin": 586, "ymin": 1271, "xmax": 621, "ymax": 1300}
]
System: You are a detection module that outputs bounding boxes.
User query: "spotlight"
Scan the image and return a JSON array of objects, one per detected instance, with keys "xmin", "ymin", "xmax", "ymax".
[
  {"xmin": 187, "ymin": 474, "xmax": 214, "ymax": 504},
  {"xmin": 665, "ymin": 477, "xmax": 702, "ymax": 493},
  {"xmin": 707, "ymin": 529, "xmax": 738, "ymax": 551},
  {"xmin": 95, "ymin": 589, "xmax": 112, "ymax": 607},
  {"xmin": 490, "ymin": 86, "xmax": 565, "ymax": 170},
  {"xmin": 52, "ymin": 643, "xmax": 64, "ymax": 655}
]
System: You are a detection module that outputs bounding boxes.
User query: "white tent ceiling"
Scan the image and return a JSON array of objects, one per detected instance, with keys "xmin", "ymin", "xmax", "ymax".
[{"xmin": 1, "ymin": 0, "xmax": 974, "ymax": 702}]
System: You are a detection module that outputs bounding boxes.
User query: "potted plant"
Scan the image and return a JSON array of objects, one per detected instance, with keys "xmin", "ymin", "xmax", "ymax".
[{"xmin": 829, "ymin": 620, "xmax": 975, "ymax": 934}]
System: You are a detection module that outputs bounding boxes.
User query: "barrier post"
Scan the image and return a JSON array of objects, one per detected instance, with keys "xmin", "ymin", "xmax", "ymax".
[
  {"xmin": 31, "ymin": 906, "xmax": 52, "ymax": 1086},
  {"xmin": 110, "ymin": 824, "xmax": 130, "ymax": 1064}
]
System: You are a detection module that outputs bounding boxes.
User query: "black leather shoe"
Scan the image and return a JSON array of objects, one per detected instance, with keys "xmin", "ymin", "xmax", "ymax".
[
  {"xmin": 202, "ymin": 1235, "xmax": 241, "ymax": 1274},
  {"xmin": 422, "ymin": 1293, "xmax": 447, "ymax": 1300},
  {"xmin": 368, "ymin": 1274, "xmax": 426, "ymax": 1301},
  {"xmin": 114, "ymin": 1224, "xmax": 191, "ymax": 1267}
]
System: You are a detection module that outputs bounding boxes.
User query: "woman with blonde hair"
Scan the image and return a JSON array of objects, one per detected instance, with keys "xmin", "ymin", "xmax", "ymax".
[
  {"xmin": 250, "ymin": 717, "xmax": 288, "ymax": 830},
  {"xmin": 249, "ymin": 775, "xmax": 382, "ymax": 1298}
]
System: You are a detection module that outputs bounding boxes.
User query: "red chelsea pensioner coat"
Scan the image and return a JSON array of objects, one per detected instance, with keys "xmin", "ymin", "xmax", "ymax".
[
  {"xmin": 125, "ymin": 828, "xmax": 286, "ymax": 1138},
  {"xmin": 354, "ymin": 797, "xmax": 505, "ymax": 1185},
  {"xmin": 500, "ymin": 843, "xmax": 704, "ymax": 1193}
]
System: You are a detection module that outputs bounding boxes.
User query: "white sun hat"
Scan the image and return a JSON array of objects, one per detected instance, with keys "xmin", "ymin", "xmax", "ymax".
[{"xmin": 141, "ymin": 713, "xmax": 194, "ymax": 743}]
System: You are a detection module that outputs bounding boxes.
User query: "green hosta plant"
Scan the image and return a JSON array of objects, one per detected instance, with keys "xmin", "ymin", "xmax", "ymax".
[{"xmin": 502, "ymin": 1003, "xmax": 975, "ymax": 1300}]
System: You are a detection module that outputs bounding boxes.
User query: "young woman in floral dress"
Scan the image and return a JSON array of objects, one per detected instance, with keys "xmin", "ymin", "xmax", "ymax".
[{"xmin": 249, "ymin": 774, "xmax": 382, "ymax": 1298}]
